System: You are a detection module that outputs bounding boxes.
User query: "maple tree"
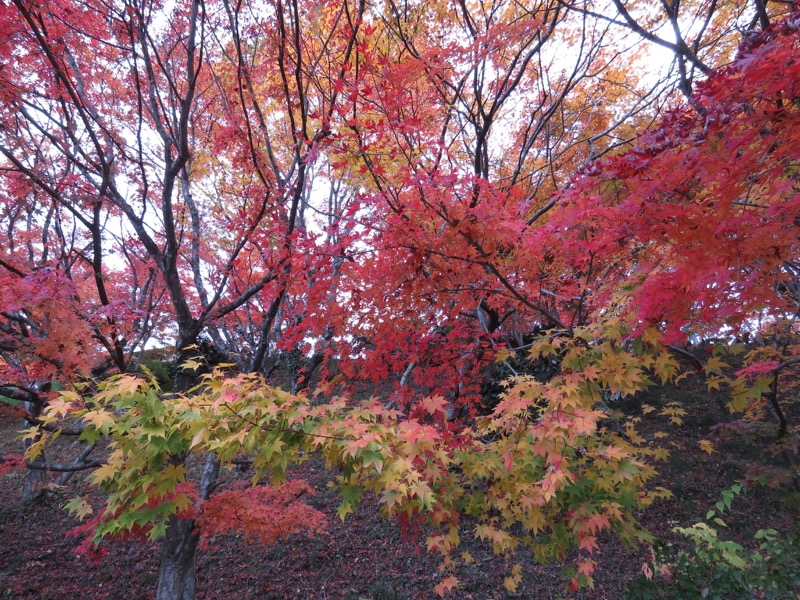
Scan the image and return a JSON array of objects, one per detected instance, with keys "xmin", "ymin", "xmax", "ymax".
[
  {"xmin": 0, "ymin": 0, "xmax": 368, "ymax": 593},
  {"xmin": 32, "ymin": 322, "xmax": 674, "ymax": 593},
  {"xmin": 1, "ymin": 0, "xmax": 798, "ymax": 598}
]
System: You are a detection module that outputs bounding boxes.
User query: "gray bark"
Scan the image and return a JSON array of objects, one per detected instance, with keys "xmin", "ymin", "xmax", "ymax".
[
  {"xmin": 156, "ymin": 516, "xmax": 198, "ymax": 600},
  {"xmin": 22, "ymin": 399, "xmax": 46, "ymax": 503},
  {"xmin": 155, "ymin": 454, "xmax": 219, "ymax": 600}
]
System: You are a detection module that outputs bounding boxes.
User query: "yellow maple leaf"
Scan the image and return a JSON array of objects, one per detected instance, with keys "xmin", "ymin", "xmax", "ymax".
[
  {"xmin": 91, "ymin": 461, "xmax": 119, "ymax": 484},
  {"xmin": 115, "ymin": 375, "xmax": 142, "ymax": 395},
  {"xmin": 698, "ymin": 439, "xmax": 715, "ymax": 454},
  {"xmin": 494, "ymin": 348, "xmax": 515, "ymax": 363},
  {"xmin": 47, "ymin": 393, "xmax": 80, "ymax": 417},
  {"xmin": 504, "ymin": 564, "xmax": 523, "ymax": 593},
  {"xmin": 642, "ymin": 328, "xmax": 663, "ymax": 347},
  {"xmin": 189, "ymin": 426, "xmax": 208, "ymax": 451},
  {"xmin": 434, "ymin": 575, "xmax": 458, "ymax": 597},
  {"xmin": 653, "ymin": 352, "xmax": 679, "ymax": 383},
  {"xmin": 83, "ymin": 409, "xmax": 116, "ymax": 430},
  {"xmin": 704, "ymin": 356, "xmax": 729, "ymax": 375}
]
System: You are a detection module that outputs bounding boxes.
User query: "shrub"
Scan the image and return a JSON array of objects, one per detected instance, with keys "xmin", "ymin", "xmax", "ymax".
[{"xmin": 627, "ymin": 486, "xmax": 800, "ymax": 599}]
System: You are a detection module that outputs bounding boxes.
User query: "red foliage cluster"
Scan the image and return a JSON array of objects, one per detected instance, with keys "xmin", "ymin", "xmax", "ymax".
[
  {"xmin": 68, "ymin": 518, "xmax": 110, "ymax": 564},
  {"xmin": 0, "ymin": 453, "xmax": 23, "ymax": 477},
  {"xmin": 197, "ymin": 480, "xmax": 328, "ymax": 547},
  {"xmin": 545, "ymin": 17, "xmax": 800, "ymax": 339}
]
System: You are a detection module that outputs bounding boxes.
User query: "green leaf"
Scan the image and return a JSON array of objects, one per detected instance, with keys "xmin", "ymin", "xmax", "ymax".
[
  {"xmin": 64, "ymin": 496, "xmax": 93, "ymax": 520},
  {"xmin": 336, "ymin": 501, "xmax": 355, "ymax": 521},
  {"xmin": 148, "ymin": 522, "xmax": 168, "ymax": 540}
]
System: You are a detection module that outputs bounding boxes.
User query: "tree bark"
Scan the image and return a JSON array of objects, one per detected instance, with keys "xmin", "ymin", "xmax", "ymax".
[
  {"xmin": 156, "ymin": 516, "xmax": 199, "ymax": 600},
  {"xmin": 155, "ymin": 347, "xmax": 200, "ymax": 599},
  {"xmin": 156, "ymin": 453, "xmax": 219, "ymax": 600},
  {"xmin": 22, "ymin": 399, "xmax": 46, "ymax": 503}
]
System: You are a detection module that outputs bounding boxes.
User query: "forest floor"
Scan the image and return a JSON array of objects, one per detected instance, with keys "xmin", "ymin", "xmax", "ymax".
[{"xmin": 0, "ymin": 372, "xmax": 797, "ymax": 600}]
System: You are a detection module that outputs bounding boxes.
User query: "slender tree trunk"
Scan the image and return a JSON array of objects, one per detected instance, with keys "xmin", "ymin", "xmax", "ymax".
[{"xmin": 767, "ymin": 372, "xmax": 788, "ymax": 439}]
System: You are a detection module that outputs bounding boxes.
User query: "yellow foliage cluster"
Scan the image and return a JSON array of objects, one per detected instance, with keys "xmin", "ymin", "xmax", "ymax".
[{"xmin": 29, "ymin": 319, "xmax": 686, "ymax": 594}]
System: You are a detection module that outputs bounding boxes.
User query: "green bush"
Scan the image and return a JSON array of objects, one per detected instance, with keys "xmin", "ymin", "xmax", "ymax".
[
  {"xmin": 139, "ymin": 357, "xmax": 175, "ymax": 391},
  {"xmin": 627, "ymin": 486, "xmax": 800, "ymax": 600}
]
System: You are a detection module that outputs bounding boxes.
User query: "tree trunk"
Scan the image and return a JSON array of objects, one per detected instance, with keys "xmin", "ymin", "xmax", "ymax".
[
  {"xmin": 156, "ymin": 516, "xmax": 199, "ymax": 600},
  {"xmin": 22, "ymin": 399, "xmax": 46, "ymax": 503},
  {"xmin": 21, "ymin": 453, "xmax": 47, "ymax": 502},
  {"xmin": 156, "ymin": 453, "xmax": 219, "ymax": 600},
  {"xmin": 152, "ymin": 325, "xmax": 205, "ymax": 598}
]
